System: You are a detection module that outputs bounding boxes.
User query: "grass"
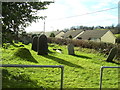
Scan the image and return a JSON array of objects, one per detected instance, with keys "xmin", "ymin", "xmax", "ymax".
[
  {"xmin": 115, "ymin": 34, "xmax": 120, "ymax": 38},
  {"xmin": 1, "ymin": 42, "xmax": 119, "ymax": 89}
]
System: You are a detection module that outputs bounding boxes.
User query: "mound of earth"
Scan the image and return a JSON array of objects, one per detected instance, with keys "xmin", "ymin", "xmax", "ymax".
[{"xmin": 14, "ymin": 48, "xmax": 38, "ymax": 63}]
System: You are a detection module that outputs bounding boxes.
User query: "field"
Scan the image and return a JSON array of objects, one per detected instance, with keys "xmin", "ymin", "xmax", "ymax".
[{"xmin": 1, "ymin": 43, "xmax": 119, "ymax": 89}]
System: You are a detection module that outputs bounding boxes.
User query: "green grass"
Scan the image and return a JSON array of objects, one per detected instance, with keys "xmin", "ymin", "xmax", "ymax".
[
  {"xmin": 1, "ymin": 43, "xmax": 119, "ymax": 89},
  {"xmin": 115, "ymin": 34, "xmax": 120, "ymax": 37}
]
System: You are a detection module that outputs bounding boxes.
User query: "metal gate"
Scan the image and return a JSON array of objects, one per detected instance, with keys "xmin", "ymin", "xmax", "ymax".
[
  {"xmin": 1, "ymin": 64, "xmax": 64, "ymax": 90},
  {"xmin": 100, "ymin": 66, "xmax": 120, "ymax": 90}
]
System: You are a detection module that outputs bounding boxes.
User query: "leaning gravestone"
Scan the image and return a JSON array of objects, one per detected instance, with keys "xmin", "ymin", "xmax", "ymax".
[
  {"xmin": 106, "ymin": 47, "xmax": 117, "ymax": 62},
  {"xmin": 68, "ymin": 44, "xmax": 75, "ymax": 55},
  {"xmin": 31, "ymin": 36, "xmax": 38, "ymax": 52},
  {"xmin": 37, "ymin": 34, "xmax": 48, "ymax": 55}
]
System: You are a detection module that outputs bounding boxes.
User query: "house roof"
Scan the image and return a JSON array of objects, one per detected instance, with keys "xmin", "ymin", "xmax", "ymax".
[
  {"xmin": 28, "ymin": 31, "xmax": 43, "ymax": 34},
  {"xmin": 78, "ymin": 30, "xmax": 109, "ymax": 40},
  {"xmin": 45, "ymin": 31, "xmax": 63, "ymax": 37},
  {"xmin": 62, "ymin": 30, "xmax": 83, "ymax": 38}
]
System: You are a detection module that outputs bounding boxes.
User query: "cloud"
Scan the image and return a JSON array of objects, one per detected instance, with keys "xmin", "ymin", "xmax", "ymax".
[
  {"xmin": 91, "ymin": 0, "xmax": 119, "ymax": 9},
  {"xmin": 25, "ymin": 0, "xmax": 118, "ymax": 32}
]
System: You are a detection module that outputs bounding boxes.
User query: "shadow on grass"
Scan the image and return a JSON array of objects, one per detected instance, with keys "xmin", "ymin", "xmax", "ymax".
[
  {"xmin": 43, "ymin": 55, "xmax": 83, "ymax": 68},
  {"xmin": 48, "ymin": 44, "xmax": 55, "ymax": 47},
  {"xmin": 2, "ymin": 69, "xmax": 41, "ymax": 88},
  {"xmin": 71, "ymin": 54, "xmax": 92, "ymax": 59},
  {"xmin": 11, "ymin": 43, "xmax": 24, "ymax": 47},
  {"xmin": 48, "ymin": 50, "xmax": 56, "ymax": 54},
  {"xmin": 14, "ymin": 48, "xmax": 38, "ymax": 63},
  {"xmin": 106, "ymin": 61, "xmax": 120, "ymax": 65}
]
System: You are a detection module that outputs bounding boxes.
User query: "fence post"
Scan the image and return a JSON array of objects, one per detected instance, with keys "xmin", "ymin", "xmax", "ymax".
[
  {"xmin": 61, "ymin": 67, "xmax": 64, "ymax": 90},
  {"xmin": 100, "ymin": 67, "xmax": 103, "ymax": 90}
]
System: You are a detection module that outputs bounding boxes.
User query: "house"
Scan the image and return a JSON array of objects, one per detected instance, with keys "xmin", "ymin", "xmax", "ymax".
[
  {"xmin": 62, "ymin": 30, "xmax": 84, "ymax": 39},
  {"xmin": 28, "ymin": 30, "xmax": 65, "ymax": 38},
  {"xmin": 77, "ymin": 30, "xmax": 116, "ymax": 44},
  {"xmin": 45, "ymin": 31, "xmax": 65, "ymax": 38},
  {"xmin": 55, "ymin": 31, "xmax": 65, "ymax": 38}
]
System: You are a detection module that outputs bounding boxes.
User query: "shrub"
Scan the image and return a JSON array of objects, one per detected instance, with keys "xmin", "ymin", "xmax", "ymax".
[
  {"xmin": 47, "ymin": 37, "xmax": 120, "ymax": 61},
  {"xmin": 116, "ymin": 36, "xmax": 120, "ymax": 43},
  {"xmin": 49, "ymin": 33, "xmax": 55, "ymax": 37}
]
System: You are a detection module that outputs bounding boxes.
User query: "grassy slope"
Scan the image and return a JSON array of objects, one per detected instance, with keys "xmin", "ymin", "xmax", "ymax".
[{"xmin": 1, "ymin": 43, "xmax": 119, "ymax": 88}]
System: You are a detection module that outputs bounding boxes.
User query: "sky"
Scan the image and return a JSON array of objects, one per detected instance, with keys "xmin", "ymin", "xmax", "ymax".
[{"xmin": 25, "ymin": 0, "xmax": 120, "ymax": 33}]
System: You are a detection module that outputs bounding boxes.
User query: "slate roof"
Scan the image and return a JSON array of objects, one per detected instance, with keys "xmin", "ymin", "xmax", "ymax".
[
  {"xmin": 78, "ymin": 30, "xmax": 109, "ymax": 40},
  {"xmin": 62, "ymin": 30, "xmax": 83, "ymax": 38}
]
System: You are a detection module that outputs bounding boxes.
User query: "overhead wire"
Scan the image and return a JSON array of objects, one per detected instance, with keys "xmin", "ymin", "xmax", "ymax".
[
  {"xmin": 49, "ymin": 7, "xmax": 118, "ymax": 21},
  {"xmin": 38, "ymin": 6, "xmax": 118, "ymax": 29}
]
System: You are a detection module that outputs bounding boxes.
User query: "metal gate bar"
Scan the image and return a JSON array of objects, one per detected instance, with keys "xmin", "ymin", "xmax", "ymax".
[
  {"xmin": 1, "ymin": 64, "xmax": 64, "ymax": 90},
  {"xmin": 100, "ymin": 66, "xmax": 120, "ymax": 90}
]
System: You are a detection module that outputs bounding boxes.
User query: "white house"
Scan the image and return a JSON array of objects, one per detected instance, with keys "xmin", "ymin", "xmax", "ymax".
[{"xmin": 77, "ymin": 30, "xmax": 116, "ymax": 44}]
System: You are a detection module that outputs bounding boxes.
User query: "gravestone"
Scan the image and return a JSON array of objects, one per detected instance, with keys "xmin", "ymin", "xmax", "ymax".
[
  {"xmin": 68, "ymin": 44, "xmax": 75, "ymax": 55},
  {"xmin": 31, "ymin": 36, "xmax": 38, "ymax": 52},
  {"xmin": 37, "ymin": 34, "xmax": 48, "ymax": 55},
  {"xmin": 106, "ymin": 47, "xmax": 117, "ymax": 62}
]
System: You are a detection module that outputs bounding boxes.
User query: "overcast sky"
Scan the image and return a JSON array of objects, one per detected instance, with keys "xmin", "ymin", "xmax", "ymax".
[{"xmin": 25, "ymin": 0, "xmax": 120, "ymax": 33}]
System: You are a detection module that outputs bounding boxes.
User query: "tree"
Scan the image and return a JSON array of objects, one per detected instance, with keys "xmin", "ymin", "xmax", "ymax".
[
  {"xmin": 2, "ymin": 2, "xmax": 52, "ymax": 44},
  {"xmin": 50, "ymin": 33, "xmax": 55, "ymax": 37},
  {"xmin": 69, "ymin": 35, "xmax": 72, "ymax": 39},
  {"xmin": 116, "ymin": 36, "xmax": 120, "ymax": 43},
  {"xmin": 70, "ymin": 26, "xmax": 76, "ymax": 30}
]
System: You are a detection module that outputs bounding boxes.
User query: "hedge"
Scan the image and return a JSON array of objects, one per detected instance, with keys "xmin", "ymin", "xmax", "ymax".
[{"xmin": 47, "ymin": 37, "xmax": 120, "ymax": 61}]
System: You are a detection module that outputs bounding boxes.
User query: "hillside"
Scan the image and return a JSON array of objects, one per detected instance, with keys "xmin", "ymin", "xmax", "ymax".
[{"xmin": 1, "ymin": 43, "xmax": 119, "ymax": 89}]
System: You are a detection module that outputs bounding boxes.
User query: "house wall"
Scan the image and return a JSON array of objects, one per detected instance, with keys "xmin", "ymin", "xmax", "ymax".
[
  {"xmin": 90, "ymin": 38, "xmax": 101, "ymax": 42},
  {"xmin": 55, "ymin": 32, "xmax": 65, "ymax": 38},
  {"xmin": 101, "ymin": 31, "xmax": 116, "ymax": 44}
]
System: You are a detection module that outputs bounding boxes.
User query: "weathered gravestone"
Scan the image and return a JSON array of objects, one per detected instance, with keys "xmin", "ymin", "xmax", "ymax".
[
  {"xmin": 106, "ymin": 47, "xmax": 117, "ymax": 62},
  {"xmin": 31, "ymin": 36, "xmax": 38, "ymax": 52},
  {"xmin": 37, "ymin": 34, "xmax": 48, "ymax": 55},
  {"xmin": 68, "ymin": 44, "xmax": 75, "ymax": 55}
]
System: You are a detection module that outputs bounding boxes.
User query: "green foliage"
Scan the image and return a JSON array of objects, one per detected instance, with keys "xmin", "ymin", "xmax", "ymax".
[
  {"xmin": 49, "ymin": 33, "xmax": 55, "ymax": 37},
  {"xmin": 47, "ymin": 37, "xmax": 120, "ymax": 61},
  {"xmin": 2, "ymin": 2, "xmax": 51, "ymax": 43},
  {"xmin": 115, "ymin": 34, "xmax": 120, "ymax": 43},
  {"xmin": 69, "ymin": 35, "xmax": 72, "ymax": 39},
  {"xmin": 67, "ymin": 25, "xmax": 117, "ymax": 31},
  {"xmin": 115, "ymin": 34, "xmax": 120, "ymax": 37},
  {"xmin": 116, "ymin": 37, "xmax": 120, "ymax": 43}
]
